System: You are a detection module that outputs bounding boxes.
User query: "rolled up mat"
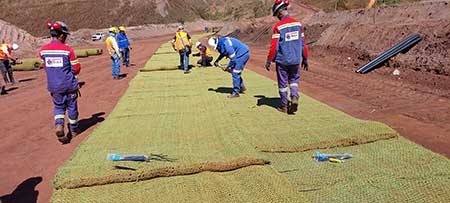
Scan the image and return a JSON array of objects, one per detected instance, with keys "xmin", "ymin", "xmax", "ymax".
[
  {"xmin": 74, "ymin": 50, "xmax": 89, "ymax": 58},
  {"xmin": 12, "ymin": 58, "xmax": 42, "ymax": 71},
  {"xmin": 86, "ymin": 48, "xmax": 103, "ymax": 56}
]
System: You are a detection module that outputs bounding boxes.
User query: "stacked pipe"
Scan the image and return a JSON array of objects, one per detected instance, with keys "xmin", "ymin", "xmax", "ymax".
[{"xmin": 356, "ymin": 34, "xmax": 422, "ymax": 74}]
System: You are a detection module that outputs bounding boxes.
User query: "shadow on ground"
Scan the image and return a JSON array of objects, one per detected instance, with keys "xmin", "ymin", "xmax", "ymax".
[
  {"xmin": 254, "ymin": 95, "xmax": 280, "ymax": 110},
  {"xmin": 5, "ymin": 87, "xmax": 19, "ymax": 94},
  {"xmin": 78, "ymin": 112, "xmax": 106, "ymax": 134},
  {"xmin": 18, "ymin": 78, "xmax": 36, "ymax": 83},
  {"xmin": 208, "ymin": 87, "xmax": 233, "ymax": 94},
  {"xmin": 0, "ymin": 177, "xmax": 42, "ymax": 203}
]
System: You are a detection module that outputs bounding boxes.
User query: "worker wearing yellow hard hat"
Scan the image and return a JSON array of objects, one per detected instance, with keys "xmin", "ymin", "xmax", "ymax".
[
  {"xmin": 117, "ymin": 26, "xmax": 131, "ymax": 67},
  {"xmin": 106, "ymin": 27, "xmax": 122, "ymax": 79}
]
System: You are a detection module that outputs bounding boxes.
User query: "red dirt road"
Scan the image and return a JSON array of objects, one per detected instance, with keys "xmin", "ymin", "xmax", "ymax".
[{"xmin": 0, "ymin": 36, "xmax": 170, "ymax": 203}]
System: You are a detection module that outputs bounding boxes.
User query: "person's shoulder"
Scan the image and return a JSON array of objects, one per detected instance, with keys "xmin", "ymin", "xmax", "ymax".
[
  {"xmin": 63, "ymin": 44, "xmax": 75, "ymax": 52},
  {"xmin": 39, "ymin": 42, "xmax": 55, "ymax": 51}
]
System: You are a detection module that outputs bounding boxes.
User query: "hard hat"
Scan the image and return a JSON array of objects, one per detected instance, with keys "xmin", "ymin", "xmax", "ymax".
[
  {"xmin": 11, "ymin": 43, "xmax": 19, "ymax": 51},
  {"xmin": 119, "ymin": 26, "xmax": 126, "ymax": 32},
  {"xmin": 195, "ymin": 41, "xmax": 201, "ymax": 48},
  {"xmin": 208, "ymin": 37, "xmax": 218, "ymax": 50},
  {"xmin": 177, "ymin": 25, "xmax": 184, "ymax": 31},
  {"xmin": 109, "ymin": 27, "xmax": 118, "ymax": 33},
  {"xmin": 272, "ymin": 0, "xmax": 290, "ymax": 16},
  {"xmin": 47, "ymin": 21, "xmax": 70, "ymax": 36}
]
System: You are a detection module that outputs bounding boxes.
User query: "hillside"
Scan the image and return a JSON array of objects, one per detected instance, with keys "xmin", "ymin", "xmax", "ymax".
[{"xmin": 1, "ymin": 0, "xmax": 272, "ymax": 37}]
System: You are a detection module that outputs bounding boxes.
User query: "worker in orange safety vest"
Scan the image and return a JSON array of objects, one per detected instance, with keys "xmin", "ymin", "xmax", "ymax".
[{"xmin": 0, "ymin": 43, "xmax": 19, "ymax": 85}]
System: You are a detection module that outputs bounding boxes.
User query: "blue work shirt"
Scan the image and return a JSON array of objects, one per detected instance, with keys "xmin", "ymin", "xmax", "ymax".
[
  {"xmin": 216, "ymin": 37, "xmax": 249, "ymax": 68},
  {"xmin": 117, "ymin": 32, "xmax": 130, "ymax": 49}
]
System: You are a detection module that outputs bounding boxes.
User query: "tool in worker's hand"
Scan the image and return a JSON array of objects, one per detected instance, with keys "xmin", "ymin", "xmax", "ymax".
[
  {"xmin": 313, "ymin": 152, "xmax": 353, "ymax": 162},
  {"xmin": 107, "ymin": 153, "xmax": 149, "ymax": 161},
  {"xmin": 215, "ymin": 62, "xmax": 229, "ymax": 72}
]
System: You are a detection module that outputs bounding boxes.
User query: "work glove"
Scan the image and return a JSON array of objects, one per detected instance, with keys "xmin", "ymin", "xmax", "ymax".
[
  {"xmin": 265, "ymin": 61, "xmax": 271, "ymax": 71},
  {"xmin": 302, "ymin": 58, "xmax": 309, "ymax": 71}
]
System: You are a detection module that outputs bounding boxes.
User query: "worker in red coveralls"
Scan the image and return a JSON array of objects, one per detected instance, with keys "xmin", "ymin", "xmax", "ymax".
[
  {"xmin": 265, "ymin": 0, "xmax": 309, "ymax": 114},
  {"xmin": 39, "ymin": 21, "xmax": 81, "ymax": 144}
]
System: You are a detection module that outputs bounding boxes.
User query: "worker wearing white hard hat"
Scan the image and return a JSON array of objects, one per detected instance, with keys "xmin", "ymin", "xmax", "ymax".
[
  {"xmin": 0, "ymin": 43, "xmax": 19, "ymax": 85},
  {"xmin": 171, "ymin": 25, "xmax": 192, "ymax": 74},
  {"xmin": 192, "ymin": 41, "xmax": 213, "ymax": 67}
]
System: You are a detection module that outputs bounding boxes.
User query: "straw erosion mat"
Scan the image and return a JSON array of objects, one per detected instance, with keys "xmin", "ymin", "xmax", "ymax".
[{"xmin": 52, "ymin": 38, "xmax": 450, "ymax": 202}]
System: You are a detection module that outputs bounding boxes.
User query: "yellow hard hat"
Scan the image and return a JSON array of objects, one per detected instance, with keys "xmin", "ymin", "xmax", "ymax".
[
  {"xmin": 119, "ymin": 26, "xmax": 126, "ymax": 31},
  {"xmin": 109, "ymin": 27, "xmax": 118, "ymax": 33}
]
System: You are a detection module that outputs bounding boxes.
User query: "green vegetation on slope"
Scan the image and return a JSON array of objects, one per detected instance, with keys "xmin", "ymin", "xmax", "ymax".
[{"xmin": 52, "ymin": 37, "xmax": 450, "ymax": 203}]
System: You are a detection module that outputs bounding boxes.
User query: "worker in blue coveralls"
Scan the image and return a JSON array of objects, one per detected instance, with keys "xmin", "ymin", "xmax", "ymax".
[
  {"xmin": 209, "ymin": 36, "xmax": 249, "ymax": 98},
  {"xmin": 39, "ymin": 21, "xmax": 81, "ymax": 144},
  {"xmin": 117, "ymin": 26, "xmax": 131, "ymax": 67}
]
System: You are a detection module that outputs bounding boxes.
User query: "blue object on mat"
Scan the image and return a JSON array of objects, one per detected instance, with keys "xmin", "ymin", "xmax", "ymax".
[
  {"xmin": 313, "ymin": 152, "xmax": 353, "ymax": 162},
  {"xmin": 107, "ymin": 153, "xmax": 149, "ymax": 161}
]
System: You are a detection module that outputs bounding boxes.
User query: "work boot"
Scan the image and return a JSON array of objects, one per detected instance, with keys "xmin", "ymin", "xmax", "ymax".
[
  {"xmin": 227, "ymin": 93, "xmax": 240, "ymax": 98},
  {"xmin": 239, "ymin": 87, "xmax": 247, "ymax": 94},
  {"xmin": 0, "ymin": 85, "xmax": 6, "ymax": 95},
  {"xmin": 55, "ymin": 124, "xmax": 69, "ymax": 143},
  {"xmin": 277, "ymin": 105, "xmax": 288, "ymax": 114},
  {"xmin": 288, "ymin": 97, "xmax": 299, "ymax": 114},
  {"xmin": 70, "ymin": 127, "xmax": 81, "ymax": 138}
]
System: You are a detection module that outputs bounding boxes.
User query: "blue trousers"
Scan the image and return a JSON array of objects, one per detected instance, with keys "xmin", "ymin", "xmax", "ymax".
[
  {"xmin": 111, "ymin": 54, "xmax": 120, "ymax": 78},
  {"xmin": 121, "ymin": 48, "xmax": 130, "ymax": 66},
  {"xmin": 52, "ymin": 92, "xmax": 79, "ymax": 131},
  {"xmin": 179, "ymin": 49, "xmax": 190, "ymax": 71},
  {"xmin": 276, "ymin": 63, "xmax": 300, "ymax": 107},
  {"xmin": 229, "ymin": 52, "xmax": 250, "ymax": 95}
]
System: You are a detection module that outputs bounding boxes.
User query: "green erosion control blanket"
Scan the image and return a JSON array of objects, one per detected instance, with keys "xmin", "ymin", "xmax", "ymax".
[{"xmin": 52, "ymin": 39, "xmax": 450, "ymax": 202}]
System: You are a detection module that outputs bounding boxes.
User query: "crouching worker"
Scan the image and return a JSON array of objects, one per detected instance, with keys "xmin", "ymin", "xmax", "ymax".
[
  {"xmin": 209, "ymin": 37, "xmax": 250, "ymax": 98},
  {"xmin": 39, "ymin": 21, "xmax": 81, "ymax": 144},
  {"xmin": 193, "ymin": 41, "xmax": 213, "ymax": 67}
]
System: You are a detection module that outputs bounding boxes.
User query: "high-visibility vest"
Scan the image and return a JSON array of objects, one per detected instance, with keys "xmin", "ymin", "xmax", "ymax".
[
  {"xmin": 174, "ymin": 31, "xmax": 190, "ymax": 51},
  {"xmin": 105, "ymin": 36, "xmax": 119, "ymax": 57},
  {"xmin": 0, "ymin": 44, "xmax": 11, "ymax": 60}
]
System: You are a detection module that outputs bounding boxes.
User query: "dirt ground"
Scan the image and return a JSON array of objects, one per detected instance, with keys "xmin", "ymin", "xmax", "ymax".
[
  {"xmin": 246, "ymin": 0, "xmax": 450, "ymax": 159},
  {"xmin": 0, "ymin": 35, "xmax": 172, "ymax": 203}
]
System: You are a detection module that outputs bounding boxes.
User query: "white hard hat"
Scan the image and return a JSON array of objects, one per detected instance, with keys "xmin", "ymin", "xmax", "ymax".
[
  {"xmin": 208, "ymin": 37, "xmax": 217, "ymax": 50},
  {"xmin": 12, "ymin": 43, "xmax": 19, "ymax": 51},
  {"xmin": 195, "ymin": 41, "xmax": 201, "ymax": 47}
]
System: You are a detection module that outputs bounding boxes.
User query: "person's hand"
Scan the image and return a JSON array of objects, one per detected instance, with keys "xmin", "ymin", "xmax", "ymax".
[
  {"xmin": 265, "ymin": 62, "xmax": 271, "ymax": 71},
  {"xmin": 302, "ymin": 59, "xmax": 309, "ymax": 71},
  {"xmin": 222, "ymin": 66, "xmax": 230, "ymax": 72}
]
